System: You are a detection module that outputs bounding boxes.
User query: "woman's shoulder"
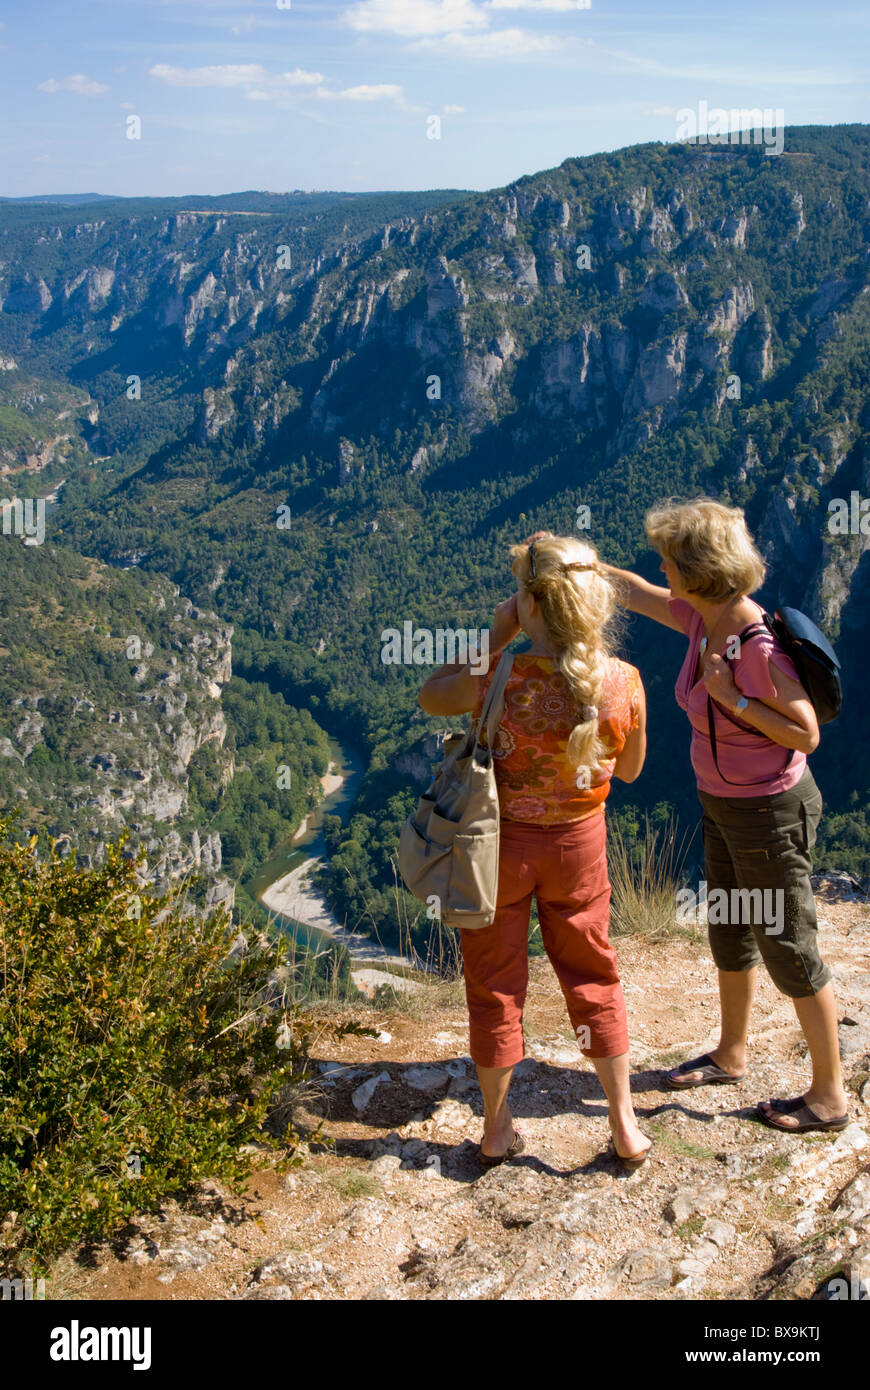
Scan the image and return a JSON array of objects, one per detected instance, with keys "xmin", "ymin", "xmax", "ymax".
[
  {"xmin": 600, "ymin": 657, "xmax": 642, "ymax": 715},
  {"xmin": 603, "ymin": 658, "xmax": 636, "ymax": 686},
  {"xmin": 734, "ymin": 604, "xmax": 800, "ymax": 685},
  {"xmin": 605, "ymin": 655, "xmax": 641, "ymax": 685},
  {"xmin": 667, "ymin": 596, "xmax": 701, "ymax": 635}
]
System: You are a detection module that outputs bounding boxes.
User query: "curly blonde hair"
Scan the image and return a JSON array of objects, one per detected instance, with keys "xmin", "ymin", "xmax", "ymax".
[{"xmin": 510, "ymin": 532, "xmax": 620, "ymax": 774}]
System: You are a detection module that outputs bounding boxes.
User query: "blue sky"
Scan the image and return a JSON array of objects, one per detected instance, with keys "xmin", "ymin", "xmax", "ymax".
[{"xmin": 1, "ymin": 0, "xmax": 867, "ymax": 197}]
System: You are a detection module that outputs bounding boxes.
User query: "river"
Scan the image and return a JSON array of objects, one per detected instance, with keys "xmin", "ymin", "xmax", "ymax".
[
  {"xmin": 251, "ymin": 735, "xmax": 415, "ymax": 970},
  {"xmin": 41, "ymin": 478, "xmax": 413, "ymax": 974}
]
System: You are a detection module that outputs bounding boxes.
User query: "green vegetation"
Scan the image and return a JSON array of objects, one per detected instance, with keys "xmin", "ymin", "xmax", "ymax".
[
  {"xmin": 0, "ymin": 817, "xmax": 332, "ymax": 1272},
  {"xmin": 1, "ymin": 129, "xmax": 869, "ymax": 969},
  {"xmin": 189, "ymin": 675, "xmax": 331, "ymax": 883}
]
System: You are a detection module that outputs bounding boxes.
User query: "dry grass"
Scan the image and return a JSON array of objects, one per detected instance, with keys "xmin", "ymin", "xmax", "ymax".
[{"xmin": 608, "ymin": 812, "xmax": 699, "ymax": 941}]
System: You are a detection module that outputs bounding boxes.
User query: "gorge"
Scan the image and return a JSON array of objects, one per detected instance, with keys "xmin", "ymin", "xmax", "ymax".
[{"xmin": 1, "ymin": 126, "xmax": 869, "ymax": 973}]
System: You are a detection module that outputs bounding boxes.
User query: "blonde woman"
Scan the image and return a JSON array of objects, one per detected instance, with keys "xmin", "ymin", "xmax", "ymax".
[
  {"xmin": 601, "ymin": 498, "xmax": 848, "ymax": 1134},
  {"xmin": 417, "ymin": 533, "xmax": 652, "ymax": 1169}
]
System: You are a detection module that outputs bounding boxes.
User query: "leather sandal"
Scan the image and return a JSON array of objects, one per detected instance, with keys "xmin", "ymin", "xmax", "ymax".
[
  {"xmin": 664, "ymin": 1052, "xmax": 745, "ymax": 1089},
  {"xmin": 757, "ymin": 1096, "xmax": 849, "ymax": 1133},
  {"xmin": 478, "ymin": 1129, "xmax": 525, "ymax": 1168},
  {"xmin": 607, "ymin": 1138, "xmax": 653, "ymax": 1171}
]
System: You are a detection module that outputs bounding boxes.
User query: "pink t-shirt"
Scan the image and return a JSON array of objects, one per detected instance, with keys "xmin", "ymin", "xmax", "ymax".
[{"xmin": 669, "ymin": 597, "xmax": 807, "ymax": 797}]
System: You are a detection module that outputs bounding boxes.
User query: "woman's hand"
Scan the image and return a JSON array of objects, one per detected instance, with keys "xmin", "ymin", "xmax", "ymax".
[
  {"xmin": 702, "ymin": 653, "xmax": 740, "ymax": 709},
  {"xmin": 490, "ymin": 593, "xmax": 521, "ymax": 653},
  {"xmin": 703, "ymin": 653, "xmax": 820, "ymax": 754}
]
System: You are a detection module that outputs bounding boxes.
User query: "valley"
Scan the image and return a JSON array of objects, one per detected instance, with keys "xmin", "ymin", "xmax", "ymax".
[{"xmin": 1, "ymin": 128, "xmax": 869, "ymax": 977}]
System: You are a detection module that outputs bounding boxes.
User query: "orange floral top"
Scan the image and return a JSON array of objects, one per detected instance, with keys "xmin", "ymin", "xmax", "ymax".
[{"xmin": 472, "ymin": 651, "xmax": 643, "ymax": 825}]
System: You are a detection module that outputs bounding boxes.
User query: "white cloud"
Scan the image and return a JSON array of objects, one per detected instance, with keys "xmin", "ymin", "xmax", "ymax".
[
  {"xmin": 487, "ymin": 0, "xmax": 589, "ymax": 8},
  {"xmin": 149, "ymin": 64, "xmax": 325, "ymax": 90},
  {"xmin": 148, "ymin": 62, "xmax": 404, "ymax": 109},
  {"xmin": 315, "ymin": 84, "xmax": 405, "ymax": 102},
  {"xmin": 281, "ymin": 69, "xmax": 324, "ymax": 87},
  {"xmin": 38, "ymin": 74, "xmax": 110, "ymax": 96},
  {"xmin": 413, "ymin": 26, "xmax": 559, "ymax": 56},
  {"xmin": 444, "ymin": 103, "xmax": 465, "ymax": 112},
  {"xmin": 150, "ymin": 63, "xmax": 266, "ymax": 88},
  {"xmin": 342, "ymin": 0, "xmax": 488, "ymax": 37}
]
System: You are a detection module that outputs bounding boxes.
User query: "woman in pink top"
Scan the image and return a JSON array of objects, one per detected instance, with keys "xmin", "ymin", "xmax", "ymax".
[{"xmin": 602, "ymin": 498, "xmax": 848, "ymax": 1135}]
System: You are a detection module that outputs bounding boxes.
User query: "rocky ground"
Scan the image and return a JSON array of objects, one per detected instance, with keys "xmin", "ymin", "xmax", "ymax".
[{"xmin": 52, "ymin": 874, "xmax": 870, "ymax": 1302}]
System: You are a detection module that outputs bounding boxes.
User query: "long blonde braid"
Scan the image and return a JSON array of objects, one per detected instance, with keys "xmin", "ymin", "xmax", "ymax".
[{"xmin": 509, "ymin": 533, "xmax": 620, "ymax": 774}]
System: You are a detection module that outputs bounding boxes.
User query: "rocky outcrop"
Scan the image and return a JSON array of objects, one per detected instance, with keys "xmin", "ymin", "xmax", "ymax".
[
  {"xmin": 197, "ymin": 386, "xmax": 235, "ymax": 442},
  {"xmin": 426, "ymin": 256, "xmax": 469, "ymax": 318},
  {"xmin": 0, "ymin": 559, "xmax": 236, "ymax": 917},
  {"xmin": 391, "ymin": 731, "xmax": 452, "ymax": 784}
]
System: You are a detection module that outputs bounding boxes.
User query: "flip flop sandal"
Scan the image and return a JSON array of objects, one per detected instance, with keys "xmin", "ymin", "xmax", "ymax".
[
  {"xmin": 607, "ymin": 1138, "xmax": 653, "ymax": 1172},
  {"xmin": 757, "ymin": 1096, "xmax": 849, "ymax": 1134},
  {"xmin": 664, "ymin": 1053, "xmax": 745, "ymax": 1089},
  {"xmin": 478, "ymin": 1129, "xmax": 525, "ymax": 1169}
]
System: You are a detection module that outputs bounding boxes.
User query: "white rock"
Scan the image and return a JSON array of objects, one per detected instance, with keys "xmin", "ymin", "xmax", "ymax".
[
  {"xmin": 403, "ymin": 1065, "xmax": 449, "ymax": 1092},
  {"xmin": 371, "ymin": 1131, "xmax": 403, "ymax": 1158},
  {"xmin": 702, "ymin": 1218, "xmax": 736, "ymax": 1249},
  {"xmin": 253, "ymin": 1251, "xmax": 323, "ymax": 1284},
  {"xmin": 371, "ymin": 1154, "xmax": 403, "ymax": 1180},
  {"xmin": 834, "ymin": 1124, "xmax": 868, "ymax": 1152},
  {"xmin": 352, "ymin": 1070, "xmax": 391, "ymax": 1112}
]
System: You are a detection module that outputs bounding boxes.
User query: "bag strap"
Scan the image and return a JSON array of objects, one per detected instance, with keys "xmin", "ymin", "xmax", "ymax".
[
  {"xmin": 704, "ymin": 619, "xmax": 793, "ymax": 787},
  {"xmin": 475, "ymin": 651, "xmax": 514, "ymax": 751}
]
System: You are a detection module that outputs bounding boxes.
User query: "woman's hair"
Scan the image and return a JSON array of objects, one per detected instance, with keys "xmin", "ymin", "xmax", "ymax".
[
  {"xmin": 644, "ymin": 497, "xmax": 765, "ymax": 602},
  {"xmin": 510, "ymin": 532, "xmax": 619, "ymax": 774}
]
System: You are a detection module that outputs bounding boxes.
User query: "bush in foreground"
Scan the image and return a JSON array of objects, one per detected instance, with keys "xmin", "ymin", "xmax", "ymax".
[{"xmin": 0, "ymin": 819, "xmax": 326, "ymax": 1272}]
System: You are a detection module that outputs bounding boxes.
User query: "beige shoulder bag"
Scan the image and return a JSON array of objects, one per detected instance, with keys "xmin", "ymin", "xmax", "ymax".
[{"xmin": 397, "ymin": 652, "xmax": 514, "ymax": 930}]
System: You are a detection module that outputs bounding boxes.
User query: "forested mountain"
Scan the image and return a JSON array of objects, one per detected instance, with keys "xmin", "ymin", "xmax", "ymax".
[
  {"xmin": 0, "ymin": 543, "xmax": 333, "ymax": 917},
  {"xmin": 1, "ymin": 127, "xmax": 869, "ymax": 949}
]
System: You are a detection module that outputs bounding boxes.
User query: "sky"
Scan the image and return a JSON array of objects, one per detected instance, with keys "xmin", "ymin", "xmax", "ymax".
[{"xmin": 0, "ymin": 0, "xmax": 867, "ymax": 198}]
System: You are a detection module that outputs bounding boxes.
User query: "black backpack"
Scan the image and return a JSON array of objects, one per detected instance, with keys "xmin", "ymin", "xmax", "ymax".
[{"xmin": 706, "ymin": 606, "xmax": 842, "ymax": 787}]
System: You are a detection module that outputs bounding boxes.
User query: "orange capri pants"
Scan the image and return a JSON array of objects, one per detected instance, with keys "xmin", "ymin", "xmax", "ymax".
[{"xmin": 459, "ymin": 812, "xmax": 630, "ymax": 1068}]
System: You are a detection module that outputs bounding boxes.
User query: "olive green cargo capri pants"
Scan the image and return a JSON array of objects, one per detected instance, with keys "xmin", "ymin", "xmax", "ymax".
[{"xmin": 697, "ymin": 766, "xmax": 831, "ymax": 998}]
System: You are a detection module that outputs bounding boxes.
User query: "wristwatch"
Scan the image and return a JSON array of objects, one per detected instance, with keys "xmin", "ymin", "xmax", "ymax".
[{"xmin": 734, "ymin": 695, "xmax": 750, "ymax": 714}]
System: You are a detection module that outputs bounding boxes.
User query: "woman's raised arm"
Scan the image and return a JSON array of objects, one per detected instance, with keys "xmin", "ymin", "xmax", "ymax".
[
  {"xmin": 598, "ymin": 563, "xmax": 684, "ymax": 631},
  {"xmin": 417, "ymin": 596, "xmax": 520, "ymax": 716}
]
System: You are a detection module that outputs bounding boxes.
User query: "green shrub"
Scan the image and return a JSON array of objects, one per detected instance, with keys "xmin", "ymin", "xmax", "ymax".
[{"xmin": 0, "ymin": 817, "xmax": 321, "ymax": 1272}]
